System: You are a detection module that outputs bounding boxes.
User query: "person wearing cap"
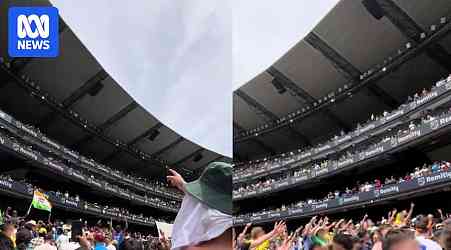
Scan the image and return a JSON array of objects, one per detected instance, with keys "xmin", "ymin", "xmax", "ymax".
[
  {"xmin": 167, "ymin": 161, "xmax": 233, "ymax": 250},
  {"xmin": 16, "ymin": 220, "xmax": 37, "ymax": 250}
]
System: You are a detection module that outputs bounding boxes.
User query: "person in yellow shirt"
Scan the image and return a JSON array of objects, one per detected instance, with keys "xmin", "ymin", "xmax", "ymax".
[{"xmin": 248, "ymin": 221, "xmax": 285, "ymax": 250}]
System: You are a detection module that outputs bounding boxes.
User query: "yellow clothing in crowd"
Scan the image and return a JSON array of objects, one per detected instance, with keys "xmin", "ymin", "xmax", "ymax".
[{"xmin": 254, "ymin": 239, "xmax": 270, "ymax": 250}]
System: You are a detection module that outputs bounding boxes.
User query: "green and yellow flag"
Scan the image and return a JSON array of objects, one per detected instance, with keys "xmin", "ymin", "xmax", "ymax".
[{"xmin": 31, "ymin": 190, "xmax": 52, "ymax": 212}]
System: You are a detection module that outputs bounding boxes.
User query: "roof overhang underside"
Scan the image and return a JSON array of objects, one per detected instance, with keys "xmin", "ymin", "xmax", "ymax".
[
  {"xmin": 0, "ymin": 0, "xmax": 230, "ymax": 177},
  {"xmin": 234, "ymin": 0, "xmax": 451, "ymax": 161}
]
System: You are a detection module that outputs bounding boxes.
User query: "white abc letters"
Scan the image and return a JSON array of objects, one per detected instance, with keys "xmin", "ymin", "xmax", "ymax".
[{"xmin": 17, "ymin": 14, "xmax": 49, "ymax": 39}]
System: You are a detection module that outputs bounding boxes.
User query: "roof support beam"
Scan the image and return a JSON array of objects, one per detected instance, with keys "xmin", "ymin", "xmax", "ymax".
[
  {"xmin": 234, "ymin": 122, "xmax": 276, "ymax": 155},
  {"xmin": 375, "ymin": 0, "xmax": 451, "ymax": 71},
  {"xmin": 61, "ymin": 70, "xmax": 109, "ymax": 108},
  {"xmin": 126, "ymin": 122, "xmax": 163, "ymax": 146},
  {"xmin": 101, "ymin": 122, "xmax": 163, "ymax": 165},
  {"xmin": 235, "ymin": 89, "xmax": 312, "ymax": 146},
  {"xmin": 267, "ymin": 66, "xmax": 351, "ymax": 131},
  {"xmin": 172, "ymin": 148, "xmax": 205, "ymax": 166},
  {"xmin": 235, "ymin": 89, "xmax": 278, "ymax": 121},
  {"xmin": 98, "ymin": 102, "xmax": 138, "ymax": 131},
  {"xmin": 38, "ymin": 69, "xmax": 109, "ymax": 127},
  {"xmin": 305, "ymin": 32, "xmax": 400, "ymax": 109},
  {"xmin": 71, "ymin": 101, "xmax": 139, "ymax": 148},
  {"xmin": 151, "ymin": 137, "xmax": 184, "ymax": 157}
]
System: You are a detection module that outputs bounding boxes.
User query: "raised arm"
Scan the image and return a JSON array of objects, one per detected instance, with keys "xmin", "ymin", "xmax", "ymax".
[
  {"xmin": 238, "ymin": 223, "xmax": 252, "ymax": 245},
  {"xmin": 124, "ymin": 215, "xmax": 128, "ymax": 232},
  {"xmin": 250, "ymin": 221, "xmax": 285, "ymax": 249},
  {"xmin": 388, "ymin": 209, "xmax": 397, "ymax": 225},
  {"xmin": 437, "ymin": 209, "xmax": 446, "ymax": 221},
  {"xmin": 404, "ymin": 203, "xmax": 415, "ymax": 224},
  {"xmin": 166, "ymin": 169, "xmax": 186, "ymax": 193}
]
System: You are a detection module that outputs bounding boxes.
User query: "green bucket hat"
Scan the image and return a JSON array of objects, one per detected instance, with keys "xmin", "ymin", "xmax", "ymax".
[{"xmin": 184, "ymin": 162, "xmax": 232, "ymax": 215}]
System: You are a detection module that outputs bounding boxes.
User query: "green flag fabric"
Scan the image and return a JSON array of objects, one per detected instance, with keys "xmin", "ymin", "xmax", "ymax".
[{"xmin": 31, "ymin": 190, "xmax": 52, "ymax": 212}]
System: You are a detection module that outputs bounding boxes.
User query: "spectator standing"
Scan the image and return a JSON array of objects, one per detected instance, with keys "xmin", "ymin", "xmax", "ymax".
[{"xmin": 415, "ymin": 216, "xmax": 442, "ymax": 250}]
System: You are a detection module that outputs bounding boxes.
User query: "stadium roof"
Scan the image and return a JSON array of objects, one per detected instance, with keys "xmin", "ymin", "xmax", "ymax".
[
  {"xmin": 0, "ymin": 0, "xmax": 231, "ymax": 177},
  {"xmin": 233, "ymin": 0, "xmax": 451, "ymax": 161}
]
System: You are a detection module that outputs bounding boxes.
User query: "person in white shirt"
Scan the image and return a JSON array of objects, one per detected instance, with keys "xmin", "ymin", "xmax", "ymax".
[
  {"xmin": 56, "ymin": 227, "xmax": 70, "ymax": 249},
  {"xmin": 414, "ymin": 216, "xmax": 442, "ymax": 250}
]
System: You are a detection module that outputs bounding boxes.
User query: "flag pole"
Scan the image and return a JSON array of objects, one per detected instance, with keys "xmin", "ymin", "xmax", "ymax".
[{"xmin": 26, "ymin": 191, "xmax": 34, "ymax": 216}]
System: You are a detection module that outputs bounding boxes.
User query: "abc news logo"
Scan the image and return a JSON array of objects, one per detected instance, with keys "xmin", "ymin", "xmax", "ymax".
[{"xmin": 8, "ymin": 7, "xmax": 59, "ymax": 57}]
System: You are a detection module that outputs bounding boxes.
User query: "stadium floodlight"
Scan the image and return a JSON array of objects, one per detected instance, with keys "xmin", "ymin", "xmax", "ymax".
[
  {"xmin": 89, "ymin": 82, "xmax": 104, "ymax": 96},
  {"xmin": 148, "ymin": 129, "xmax": 160, "ymax": 141},
  {"xmin": 193, "ymin": 153, "xmax": 203, "ymax": 162},
  {"xmin": 362, "ymin": 0, "xmax": 384, "ymax": 20},
  {"xmin": 420, "ymin": 32, "xmax": 426, "ymax": 39},
  {"xmin": 271, "ymin": 78, "xmax": 287, "ymax": 94}
]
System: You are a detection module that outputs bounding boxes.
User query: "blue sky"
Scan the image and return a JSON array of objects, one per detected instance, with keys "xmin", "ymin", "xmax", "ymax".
[{"xmin": 50, "ymin": 0, "xmax": 337, "ymax": 158}]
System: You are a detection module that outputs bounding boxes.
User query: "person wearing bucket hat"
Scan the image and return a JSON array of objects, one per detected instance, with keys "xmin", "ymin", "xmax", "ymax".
[{"xmin": 167, "ymin": 161, "xmax": 233, "ymax": 250}]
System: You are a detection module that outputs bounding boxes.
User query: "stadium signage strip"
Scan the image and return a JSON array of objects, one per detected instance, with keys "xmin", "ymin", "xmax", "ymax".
[
  {"xmin": 233, "ymin": 169, "xmax": 451, "ymax": 225},
  {"xmin": 234, "ymin": 111, "xmax": 451, "ymax": 200},
  {"xmin": 0, "ymin": 132, "xmax": 179, "ymax": 212},
  {"xmin": 233, "ymin": 81, "xmax": 451, "ymax": 182},
  {"xmin": 0, "ymin": 179, "xmax": 155, "ymax": 226},
  {"xmin": 0, "ymin": 110, "xmax": 182, "ymax": 201}
]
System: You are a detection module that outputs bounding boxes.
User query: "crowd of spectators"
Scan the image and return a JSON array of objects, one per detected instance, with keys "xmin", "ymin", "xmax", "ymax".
[
  {"xmin": 0, "ymin": 126, "xmax": 181, "ymax": 211},
  {"xmin": 234, "ymin": 206, "xmax": 451, "ymax": 250},
  {"xmin": 0, "ymin": 174, "xmax": 176, "ymax": 223},
  {"xmin": 0, "ymin": 111, "xmax": 182, "ymax": 199},
  {"xmin": 233, "ymin": 108, "xmax": 451, "ymax": 196},
  {"xmin": 233, "ymin": 74, "xmax": 451, "ymax": 180},
  {"xmin": 0, "ymin": 210, "xmax": 174, "ymax": 250},
  {"xmin": 236, "ymin": 161, "xmax": 450, "ymax": 219}
]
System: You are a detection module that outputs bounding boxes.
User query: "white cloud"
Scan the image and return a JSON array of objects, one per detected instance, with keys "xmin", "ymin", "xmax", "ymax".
[
  {"xmin": 233, "ymin": 0, "xmax": 339, "ymax": 89},
  {"xmin": 51, "ymin": 0, "xmax": 232, "ymax": 157}
]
